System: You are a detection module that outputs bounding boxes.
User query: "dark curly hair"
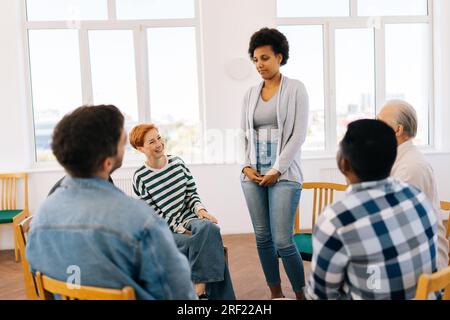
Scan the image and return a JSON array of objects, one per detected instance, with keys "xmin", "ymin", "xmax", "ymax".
[
  {"xmin": 248, "ymin": 27, "xmax": 289, "ymax": 66},
  {"xmin": 340, "ymin": 119, "xmax": 397, "ymax": 182},
  {"xmin": 51, "ymin": 105, "xmax": 124, "ymax": 178}
]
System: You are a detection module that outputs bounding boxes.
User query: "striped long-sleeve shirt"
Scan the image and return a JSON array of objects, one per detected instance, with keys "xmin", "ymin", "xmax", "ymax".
[{"xmin": 133, "ymin": 155, "xmax": 205, "ymax": 233}]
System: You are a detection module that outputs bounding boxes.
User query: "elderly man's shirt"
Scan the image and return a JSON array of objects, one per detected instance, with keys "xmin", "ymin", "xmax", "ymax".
[
  {"xmin": 391, "ymin": 140, "xmax": 449, "ymax": 270},
  {"xmin": 305, "ymin": 178, "xmax": 437, "ymax": 300}
]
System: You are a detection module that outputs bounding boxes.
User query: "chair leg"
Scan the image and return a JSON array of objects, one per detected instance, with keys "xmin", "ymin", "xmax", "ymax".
[{"xmin": 13, "ymin": 226, "xmax": 19, "ymax": 263}]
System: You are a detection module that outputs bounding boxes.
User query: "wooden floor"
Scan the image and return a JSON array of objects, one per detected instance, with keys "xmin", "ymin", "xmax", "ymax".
[
  {"xmin": 0, "ymin": 233, "xmax": 310, "ymax": 300},
  {"xmin": 223, "ymin": 233, "xmax": 311, "ymax": 300},
  {"xmin": 0, "ymin": 250, "xmax": 25, "ymax": 300}
]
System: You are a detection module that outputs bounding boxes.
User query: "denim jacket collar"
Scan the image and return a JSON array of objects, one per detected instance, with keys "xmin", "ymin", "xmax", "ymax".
[{"xmin": 60, "ymin": 175, "xmax": 121, "ymax": 194}]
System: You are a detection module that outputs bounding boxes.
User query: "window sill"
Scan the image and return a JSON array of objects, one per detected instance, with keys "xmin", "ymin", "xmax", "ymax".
[{"xmin": 22, "ymin": 147, "xmax": 450, "ymax": 174}]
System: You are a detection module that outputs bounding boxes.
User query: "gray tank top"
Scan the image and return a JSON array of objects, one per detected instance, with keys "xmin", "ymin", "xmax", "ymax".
[{"xmin": 253, "ymin": 92, "xmax": 279, "ymax": 141}]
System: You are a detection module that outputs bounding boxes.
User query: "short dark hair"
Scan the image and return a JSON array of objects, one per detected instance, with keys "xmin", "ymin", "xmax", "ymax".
[
  {"xmin": 340, "ymin": 119, "xmax": 397, "ymax": 182},
  {"xmin": 51, "ymin": 105, "xmax": 124, "ymax": 178},
  {"xmin": 248, "ymin": 27, "xmax": 289, "ymax": 66}
]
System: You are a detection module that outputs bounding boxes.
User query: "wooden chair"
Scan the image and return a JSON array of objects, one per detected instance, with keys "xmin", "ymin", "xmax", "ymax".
[
  {"xmin": 441, "ymin": 200, "xmax": 450, "ymax": 265},
  {"xmin": 35, "ymin": 272, "xmax": 136, "ymax": 300},
  {"xmin": 294, "ymin": 182, "xmax": 347, "ymax": 261},
  {"xmin": 415, "ymin": 266, "xmax": 450, "ymax": 300},
  {"xmin": 441, "ymin": 201, "xmax": 450, "ymax": 239},
  {"xmin": 13, "ymin": 216, "xmax": 39, "ymax": 299},
  {"xmin": 0, "ymin": 173, "xmax": 29, "ymax": 262}
]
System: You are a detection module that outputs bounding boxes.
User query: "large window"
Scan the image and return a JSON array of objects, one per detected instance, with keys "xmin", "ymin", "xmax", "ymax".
[
  {"xmin": 279, "ymin": 25, "xmax": 325, "ymax": 150},
  {"xmin": 147, "ymin": 27, "xmax": 202, "ymax": 162},
  {"xmin": 25, "ymin": 0, "xmax": 201, "ymax": 163},
  {"xmin": 28, "ymin": 29, "xmax": 83, "ymax": 161},
  {"xmin": 335, "ymin": 28, "xmax": 375, "ymax": 142},
  {"xmin": 278, "ymin": 0, "xmax": 432, "ymax": 151},
  {"xmin": 385, "ymin": 23, "xmax": 430, "ymax": 145},
  {"xmin": 25, "ymin": 1, "xmax": 434, "ymax": 164},
  {"xmin": 278, "ymin": 0, "xmax": 350, "ymax": 17},
  {"xmin": 26, "ymin": 0, "xmax": 108, "ymax": 21},
  {"xmin": 89, "ymin": 30, "xmax": 139, "ymax": 124}
]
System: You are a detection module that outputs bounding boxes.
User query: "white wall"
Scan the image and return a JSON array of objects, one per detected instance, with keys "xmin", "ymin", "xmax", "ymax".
[
  {"xmin": 201, "ymin": 0, "xmax": 275, "ymax": 131},
  {"xmin": 0, "ymin": 0, "xmax": 30, "ymax": 172},
  {"xmin": 433, "ymin": 0, "xmax": 450, "ymax": 150},
  {"xmin": 1, "ymin": 0, "xmax": 450, "ymax": 249}
]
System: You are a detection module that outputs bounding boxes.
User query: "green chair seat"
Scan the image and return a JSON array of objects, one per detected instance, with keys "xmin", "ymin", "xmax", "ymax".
[
  {"xmin": 294, "ymin": 233, "xmax": 313, "ymax": 262},
  {"xmin": 0, "ymin": 209, "xmax": 23, "ymax": 224}
]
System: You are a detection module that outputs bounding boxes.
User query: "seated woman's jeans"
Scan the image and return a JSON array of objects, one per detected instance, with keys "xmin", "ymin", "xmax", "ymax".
[
  {"xmin": 241, "ymin": 180, "xmax": 305, "ymax": 293},
  {"xmin": 172, "ymin": 219, "xmax": 236, "ymax": 300}
]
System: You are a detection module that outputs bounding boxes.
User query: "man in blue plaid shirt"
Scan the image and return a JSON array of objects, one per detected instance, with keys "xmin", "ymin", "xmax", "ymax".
[{"xmin": 305, "ymin": 119, "xmax": 438, "ymax": 300}]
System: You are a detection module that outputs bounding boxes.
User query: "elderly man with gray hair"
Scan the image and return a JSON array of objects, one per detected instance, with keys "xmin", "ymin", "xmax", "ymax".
[{"xmin": 378, "ymin": 99, "xmax": 449, "ymax": 270}]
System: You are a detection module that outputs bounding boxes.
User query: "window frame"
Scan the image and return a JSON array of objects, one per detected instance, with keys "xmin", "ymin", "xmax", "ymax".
[
  {"xmin": 22, "ymin": 0, "xmax": 205, "ymax": 166},
  {"xmin": 20, "ymin": 0, "xmax": 436, "ymax": 167},
  {"xmin": 277, "ymin": 0, "xmax": 434, "ymax": 156}
]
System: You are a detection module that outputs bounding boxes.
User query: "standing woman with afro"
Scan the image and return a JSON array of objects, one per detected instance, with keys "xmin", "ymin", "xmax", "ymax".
[{"xmin": 240, "ymin": 27, "xmax": 309, "ymax": 299}]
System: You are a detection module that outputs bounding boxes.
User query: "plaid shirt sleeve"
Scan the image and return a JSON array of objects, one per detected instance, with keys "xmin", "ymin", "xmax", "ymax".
[{"xmin": 305, "ymin": 206, "xmax": 349, "ymax": 300}]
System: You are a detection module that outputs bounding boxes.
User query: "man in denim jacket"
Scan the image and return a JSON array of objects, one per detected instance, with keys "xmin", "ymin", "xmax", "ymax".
[{"xmin": 26, "ymin": 105, "xmax": 197, "ymax": 300}]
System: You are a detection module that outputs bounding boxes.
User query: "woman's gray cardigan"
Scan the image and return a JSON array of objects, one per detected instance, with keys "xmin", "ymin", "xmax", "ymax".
[{"xmin": 240, "ymin": 74, "xmax": 309, "ymax": 183}]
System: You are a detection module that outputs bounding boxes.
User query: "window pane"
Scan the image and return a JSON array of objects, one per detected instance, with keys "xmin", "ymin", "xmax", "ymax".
[
  {"xmin": 28, "ymin": 30, "xmax": 82, "ymax": 161},
  {"xmin": 335, "ymin": 28, "xmax": 375, "ymax": 142},
  {"xmin": 279, "ymin": 25, "xmax": 325, "ymax": 151},
  {"xmin": 26, "ymin": 0, "xmax": 107, "ymax": 21},
  {"xmin": 358, "ymin": 0, "xmax": 428, "ymax": 16},
  {"xmin": 385, "ymin": 24, "xmax": 430, "ymax": 145},
  {"xmin": 277, "ymin": 0, "xmax": 349, "ymax": 17},
  {"xmin": 116, "ymin": 0, "xmax": 195, "ymax": 20},
  {"xmin": 147, "ymin": 27, "xmax": 200, "ymax": 162},
  {"xmin": 89, "ymin": 29, "xmax": 139, "ymax": 143}
]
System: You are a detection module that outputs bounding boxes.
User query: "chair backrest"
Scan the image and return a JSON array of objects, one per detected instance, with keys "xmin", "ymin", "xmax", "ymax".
[
  {"xmin": 0, "ymin": 173, "xmax": 28, "ymax": 211},
  {"xmin": 294, "ymin": 182, "xmax": 347, "ymax": 234},
  {"xmin": 441, "ymin": 201, "xmax": 450, "ymax": 239},
  {"xmin": 35, "ymin": 272, "xmax": 136, "ymax": 300},
  {"xmin": 415, "ymin": 266, "xmax": 450, "ymax": 300},
  {"xmin": 14, "ymin": 215, "xmax": 39, "ymax": 300}
]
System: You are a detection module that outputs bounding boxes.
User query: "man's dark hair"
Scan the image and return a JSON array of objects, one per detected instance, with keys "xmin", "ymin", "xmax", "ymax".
[
  {"xmin": 248, "ymin": 27, "xmax": 289, "ymax": 65},
  {"xmin": 340, "ymin": 119, "xmax": 397, "ymax": 182},
  {"xmin": 51, "ymin": 105, "xmax": 124, "ymax": 178}
]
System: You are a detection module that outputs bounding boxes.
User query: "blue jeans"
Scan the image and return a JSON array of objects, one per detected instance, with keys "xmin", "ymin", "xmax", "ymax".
[
  {"xmin": 256, "ymin": 139, "xmax": 278, "ymax": 175},
  {"xmin": 172, "ymin": 219, "xmax": 236, "ymax": 300},
  {"xmin": 241, "ymin": 180, "xmax": 305, "ymax": 292}
]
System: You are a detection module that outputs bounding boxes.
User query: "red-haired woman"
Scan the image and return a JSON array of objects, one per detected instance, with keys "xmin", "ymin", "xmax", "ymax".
[{"xmin": 129, "ymin": 123, "xmax": 235, "ymax": 300}]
